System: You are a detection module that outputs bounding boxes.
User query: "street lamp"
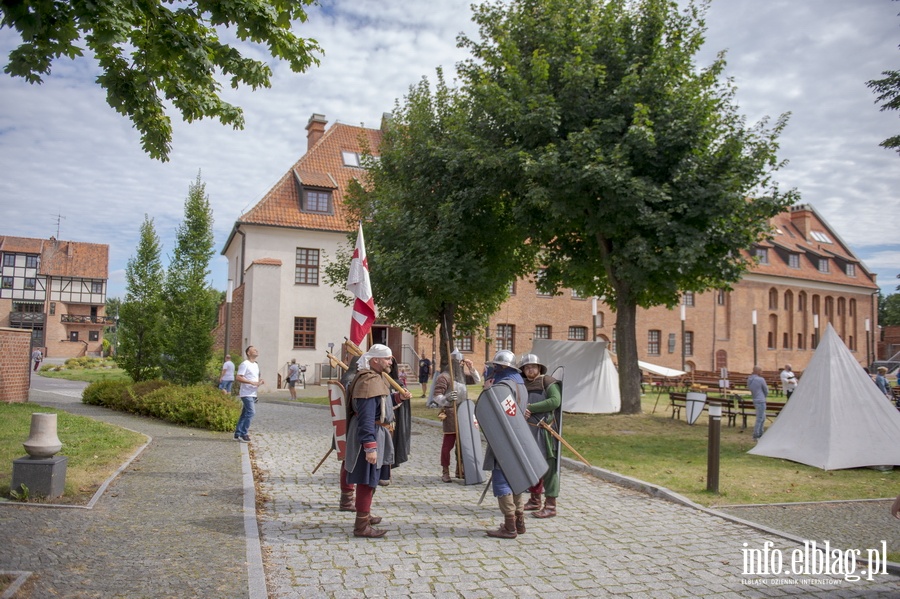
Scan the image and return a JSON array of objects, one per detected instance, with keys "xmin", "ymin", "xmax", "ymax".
[
  {"xmin": 680, "ymin": 303, "xmax": 686, "ymax": 371},
  {"xmin": 751, "ymin": 310, "xmax": 758, "ymax": 367},
  {"xmin": 592, "ymin": 297, "xmax": 598, "ymax": 341},
  {"xmin": 865, "ymin": 318, "xmax": 871, "ymax": 369},
  {"xmin": 813, "ymin": 313, "xmax": 819, "ymax": 349}
]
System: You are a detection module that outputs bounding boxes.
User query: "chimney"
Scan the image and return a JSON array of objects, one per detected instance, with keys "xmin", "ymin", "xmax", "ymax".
[
  {"xmin": 306, "ymin": 114, "xmax": 327, "ymax": 151},
  {"xmin": 789, "ymin": 204, "xmax": 812, "ymax": 240}
]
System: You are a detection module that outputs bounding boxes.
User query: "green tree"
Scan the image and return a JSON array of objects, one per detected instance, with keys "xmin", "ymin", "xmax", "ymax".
[
  {"xmin": 325, "ymin": 72, "xmax": 537, "ymax": 369},
  {"xmin": 104, "ymin": 296, "xmax": 121, "ymax": 356},
  {"xmin": 119, "ymin": 215, "xmax": 165, "ymax": 381},
  {"xmin": 163, "ymin": 173, "xmax": 217, "ymax": 385},
  {"xmin": 882, "ymin": 293, "xmax": 900, "ymax": 326},
  {"xmin": 1, "ymin": 0, "xmax": 322, "ymax": 161},
  {"xmin": 458, "ymin": 0, "xmax": 796, "ymax": 413}
]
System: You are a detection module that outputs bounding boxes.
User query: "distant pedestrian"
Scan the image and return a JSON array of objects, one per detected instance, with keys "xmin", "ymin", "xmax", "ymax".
[
  {"xmin": 418, "ymin": 357, "xmax": 432, "ymax": 397},
  {"xmin": 875, "ymin": 367, "xmax": 892, "ymax": 400},
  {"xmin": 31, "ymin": 348, "xmax": 43, "ymax": 372},
  {"xmin": 234, "ymin": 346, "xmax": 264, "ymax": 442},
  {"xmin": 218, "ymin": 354, "xmax": 235, "ymax": 394},
  {"xmin": 748, "ymin": 365, "xmax": 768, "ymax": 441},
  {"xmin": 780, "ymin": 364, "xmax": 798, "ymax": 399},
  {"xmin": 287, "ymin": 358, "xmax": 300, "ymax": 400}
]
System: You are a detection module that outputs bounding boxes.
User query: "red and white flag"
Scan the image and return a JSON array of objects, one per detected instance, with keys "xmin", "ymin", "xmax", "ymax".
[{"xmin": 347, "ymin": 222, "xmax": 376, "ymax": 345}]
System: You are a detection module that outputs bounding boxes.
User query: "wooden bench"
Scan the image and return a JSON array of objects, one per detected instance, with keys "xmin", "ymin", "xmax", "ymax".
[
  {"xmin": 738, "ymin": 399, "xmax": 786, "ymax": 429},
  {"xmin": 668, "ymin": 392, "xmax": 737, "ymax": 426}
]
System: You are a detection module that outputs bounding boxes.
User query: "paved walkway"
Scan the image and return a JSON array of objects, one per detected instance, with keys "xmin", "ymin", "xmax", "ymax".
[{"xmin": 2, "ymin": 377, "xmax": 900, "ymax": 598}]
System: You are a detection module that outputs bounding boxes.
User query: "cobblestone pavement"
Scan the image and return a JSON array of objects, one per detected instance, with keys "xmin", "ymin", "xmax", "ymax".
[
  {"xmin": 0, "ymin": 377, "xmax": 253, "ymax": 599},
  {"xmin": 253, "ymin": 399, "xmax": 900, "ymax": 598}
]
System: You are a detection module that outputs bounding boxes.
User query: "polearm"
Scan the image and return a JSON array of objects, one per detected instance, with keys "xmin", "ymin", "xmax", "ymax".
[
  {"xmin": 442, "ymin": 316, "xmax": 464, "ymax": 479},
  {"xmin": 344, "ymin": 337, "xmax": 407, "ymax": 394},
  {"xmin": 478, "ymin": 473, "xmax": 493, "ymax": 505},
  {"xmin": 530, "ymin": 420, "xmax": 593, "ymax": 467},
  {"xmin": 311, "ymin": 351, "xmax": 350, "ymax": 474}
]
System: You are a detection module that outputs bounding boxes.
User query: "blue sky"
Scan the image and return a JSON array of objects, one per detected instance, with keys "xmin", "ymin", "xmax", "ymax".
[{"xmin": 0, "ymin": 0, "xmax": 898, "ymax": 299}]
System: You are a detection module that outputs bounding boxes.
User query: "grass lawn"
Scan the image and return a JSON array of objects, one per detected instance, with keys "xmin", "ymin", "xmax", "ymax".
[
  {"xmin": 299, "ymin": 386, "xmax": 898, "ymax": 507},
  {"xmin": 0, "ymin": 402, "xmax": 146, "ymax": 504},
  {"xmin": 39, "ymin": 364, "xmax": 131, "ymax": 384}
]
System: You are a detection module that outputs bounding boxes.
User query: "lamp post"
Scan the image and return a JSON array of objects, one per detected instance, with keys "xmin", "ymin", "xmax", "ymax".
[
  {"xmin": 706, "ymin": 400, "xmax": 722, "ymax": 494},
  {"xmin": 592, "ymin": 297, "xmax": 598, "ymax": 341},
  {"xmin": 865, "ymin": 318, "xmax": 871, "ymax": 369},
  {"xmin": 113, "ymin": 306, "xmax": 119, "ymax": 357},
  {"xmin": 680, "ymin": 303, "xmax": 686, "ymax": 371},
  {"xmin": 751, "ymin": 310, "xmax": 758, "ymax": 367},
  {"xmin": 224, "ymin": 279, "xmax": 233, "ymax": 357},
  {"xmin": 813, "ymin": 313, "xmax": 819, "ymax": 349}
]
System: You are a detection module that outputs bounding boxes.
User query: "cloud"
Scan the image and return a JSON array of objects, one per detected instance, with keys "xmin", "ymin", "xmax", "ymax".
[{"xmin": 0, "ymin": 0, "xmax": 898, "ymax": 300}]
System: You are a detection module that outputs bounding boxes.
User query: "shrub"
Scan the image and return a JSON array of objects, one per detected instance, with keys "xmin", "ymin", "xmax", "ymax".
[{"xmin": 82, "ymin": 380, "xmax": 131, "ymax": 406}]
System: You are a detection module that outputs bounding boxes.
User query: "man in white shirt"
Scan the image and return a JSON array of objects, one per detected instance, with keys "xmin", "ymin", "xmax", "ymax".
[
  {"xmin": 780, "ymin": 364, "xmax": 798, "ymax": 399},
  {"xmin": 218, "ymin": 355, "xmax": 235, "ymax": 394},
  {"xmin": 234, "ymin": 346, "xmax": 264, "ymax": 442}
]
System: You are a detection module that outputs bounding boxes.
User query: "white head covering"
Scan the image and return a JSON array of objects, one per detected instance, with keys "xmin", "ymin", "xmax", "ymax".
[
  {"xmin": 360, "ymin": 344, "xmax": 392, "ymax": 369},
  {"xmin": 450, "ymin": 348, "xmax": 463, "ymax": 362}
]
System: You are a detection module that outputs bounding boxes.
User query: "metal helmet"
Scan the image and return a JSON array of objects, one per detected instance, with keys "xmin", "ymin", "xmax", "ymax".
[
  {"xmin": 489, "ymin": 349, "xmax": 519, "ymax": 371},
  {"xmin": 450, "ymin": 348, "xmax": 463, "ymax": 362},
  {"xmin": 518, "ymin": 353, "xmax": 547, "ymax": 375}
]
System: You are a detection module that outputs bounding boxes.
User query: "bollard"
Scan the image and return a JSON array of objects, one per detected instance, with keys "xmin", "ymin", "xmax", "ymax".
[{"xmin": 707, "ymin": 400, "xmax": 721, "ymax": 493}]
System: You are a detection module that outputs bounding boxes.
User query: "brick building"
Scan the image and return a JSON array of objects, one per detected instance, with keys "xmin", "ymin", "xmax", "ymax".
[
  {"xmin": 0, "ymin": 235, "xmax": 110, "ymax": 359},
  {"xmin": 424, "ymin": 204, "xmax": 879, "ymax": 377}
]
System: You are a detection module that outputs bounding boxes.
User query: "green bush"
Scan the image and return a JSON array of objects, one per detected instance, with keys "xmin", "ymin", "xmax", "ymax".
[
  {"xmin": 81, "ymin": 380, "xmax": 238, "ymax": 432},
  {"xmin": 82, "ymin": 380, "xmax": 131, "ymax": 406}
]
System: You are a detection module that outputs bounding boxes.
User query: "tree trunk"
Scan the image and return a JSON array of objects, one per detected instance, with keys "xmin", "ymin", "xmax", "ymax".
[{"xmin": 615, "ymin": 300, "xmax": 642, "ymax": 414}]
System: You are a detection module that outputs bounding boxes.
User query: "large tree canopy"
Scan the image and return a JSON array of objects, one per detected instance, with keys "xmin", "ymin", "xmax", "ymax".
[
  {"xmin": 328, "ymin": 71, "xmax": 537, "ymax": 370},
  {"xmin": 458, "ymin": 0, "xmax": 797, "ymax": 412},
  {"xmin": 0, "ymin": 0, "xmax": 321, "ymax": 161}
]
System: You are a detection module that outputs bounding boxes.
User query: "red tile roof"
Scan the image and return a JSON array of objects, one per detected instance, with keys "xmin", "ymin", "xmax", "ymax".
[
  {"xmin": 238, "ymin": 122, "xmax": 382, "ymax": 233},
  {"xmin": 0, "ymin": 236, "xmax": 108, "ymax": 279}
]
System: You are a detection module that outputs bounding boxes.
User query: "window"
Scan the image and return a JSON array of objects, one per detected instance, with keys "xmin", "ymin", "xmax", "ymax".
[
  {"xmin": 89, "ymin": 330, "xmax": 99, "ymax": 341},
  {"xmin": 295, "ymin": 248, "xmax": 320, "ymax": 285},
  {"xmin": 683, "ymin": 292, "xmax": 694, "ymax": 307},
  {"xmin": 685, "ymin": 331, "xmax": 694, "ymax": 356},
  {"xmin": 596, "ymin": 312, "xmax": 604, "ymax": 328},
  {"xmin": 667, "ymin": 333, "xmax": 676, "ymax": 353},
  {"xmin": 341, "ymin": 151, "xmax": 361, "ymax": 167},
  {"xmin": 455, "ymin": 334, "xmax": 473, "ymax": 352},
  {"xmin": 496, "ymin": 324, "xmax": 515, "ymax": 351},
  {"xmin": 648, "ymin": 330, "xmax": 660, "ymax": 356},
  {"xmin": 303, "ymin": 189, "xmax": 332, "ymax": 213},
  {"xmin": 535, "ymin": 325, "xmax": 551, "ymax": 340},
  {"xmin": 293, "ymin": 317, "xmax": 316, "ymax": 348},
  {"xmin": 810, "ymin": 231, "xmax": 832, "ymax": 243},
  {"xmin": 768, "ymin": 288, "xmax": 778, "ymax": 310},
  {"xmin": 845, "ymin": 263, "xmax": 856, "ymax": 277},
  {"xmin": 568, "ymin": 326, "xmax": 587, "ymax": 341},
  {"xmin": 798, "ymin": 293, "xmax": 806, "ymax": 312},
  {"xmin": 25, "ymin": 255, "xmax": 38, "ymax": 268},
  {"xmin": 508, "ymin": 281, "xmax": 516, "ymax": 295},
  {"xmin": 2, "ymin": 254, "xmax": 13, "ymax": 267},
  {"xmin": 571, "ymin": 289, "xmax": 585, "ymax": 299},
  {"xmin": 755, "ymin": 247, "xmax": 769, "ymax": 264},
  {"xmin": 1, "ymin": 276, "xmax": 11, "ymax": 289},
  {"xmin": 91, "ymin": 281, "xmax": 103, "ymax": 294},
  {"xmin": 535, "ymin": 269, "xmax": 552, "ymax": 297},
  {"xmin": 49, "ymin": 302, "xmax": 55, "ymax": 315},
  {"xmin": 788, "ymin": 253, "xmax": 800, "ymax": 268},
  {"xmin": 24, "ymin": 278, "xmax": 36, "ymax": 290},
  {"xmin": 717, "ymin": 290, "xmax": 726, "ymax": 306},
  {"xmin": 818, "ymin": 258, "xmax": 829, "ymax": 273}
]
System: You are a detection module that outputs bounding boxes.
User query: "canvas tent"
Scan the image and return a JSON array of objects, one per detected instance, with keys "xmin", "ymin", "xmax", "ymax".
[
  {"xmin": 530, "ymin": 339, "xmax": 620, "ymax": 413},
  {"xmin": 638, "ymin": 361, "xmax": 686, "ymax": 379},
  {"xmin": 748, "ymin": 323, "xmax": 900, "ymax": 470}
]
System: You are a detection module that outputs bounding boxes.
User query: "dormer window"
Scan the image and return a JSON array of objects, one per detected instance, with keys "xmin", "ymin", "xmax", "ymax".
[
  {"xmin": 818, "ymin": 258, "xmax": 829, "ymax": 273},
  {"xmin": 845, "ymin": 263, "xmax": 856, "ymax": 277},
  {"xmin": 788, "ymin": 253, "xmax": 800, "ymax": 268},
  {"xmin": 754, "ymin": 247, "xmax": 769, "ymax": 264},
  {"xmin": 303, "ymin": 189, "xmax": 332, "ymax": 214}
]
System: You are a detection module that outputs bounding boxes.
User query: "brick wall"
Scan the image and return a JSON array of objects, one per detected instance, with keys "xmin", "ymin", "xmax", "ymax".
[
  {"xmin": 212, "ymin": 283, "xmax": 244, "ymax": 355},
  {"xmin": 0, "ymin": 327, "xmax": 32, "ymax": 403}
]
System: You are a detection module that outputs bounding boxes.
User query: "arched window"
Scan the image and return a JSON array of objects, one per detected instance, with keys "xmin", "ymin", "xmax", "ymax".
[
  {"xmin": 783, "ymin": 291, "xmax": 793, "ymax": 312},
  {"xmin": 768, "ymin": 288, "xmax": 779, "ymax": 310},
  {"xmin": 767, "ymin": 314, "xmax": 778, "ymax": 350}
]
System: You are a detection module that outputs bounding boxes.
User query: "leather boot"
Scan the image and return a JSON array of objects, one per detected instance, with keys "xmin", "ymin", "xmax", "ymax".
[
  {"xmin": 523, "ymin": 492, "xmax": 542, "ymax": 511},
  {"xmin": 369, "ymin": 515, "xmax": 382, "ymax": 525},
  {"xmin": 515, "ymin": 512, "xmax": 526, "ymax": 534},
  {"xmin": 534, "ymin": 496, "xmax": 557, "ymax": 519},
  {"xmin": 339, "ymin": 491, "xmax": 354, "ymax": 512},
  {"xmin": 353, "ymin": 513, "xmax": 386, "ymax": 538},
  {"xmin": 486, "ymin": 494, "xmax": 517, "ymax": 539},
  {"xmin": 441, "ymin": 466, "xmax": 451, "ymax": 483}
]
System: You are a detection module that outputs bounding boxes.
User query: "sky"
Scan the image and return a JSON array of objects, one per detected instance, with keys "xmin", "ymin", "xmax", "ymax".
[{"xmin": 0, "ymin": 0, "xmax": 898, "ymax": 301}]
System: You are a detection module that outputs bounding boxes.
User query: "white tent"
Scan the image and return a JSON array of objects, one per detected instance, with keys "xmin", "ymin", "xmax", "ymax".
[
  {"xmin": 530, "ymin": 339, "xmax": 621, "ymax": 413},
  {"xmin": 638, "ymin": 361, "xmax": 686, "ymax": 378},
  {"xmin": 748, "ymin": 323, "xmax": 900, "ymax": 470}
]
